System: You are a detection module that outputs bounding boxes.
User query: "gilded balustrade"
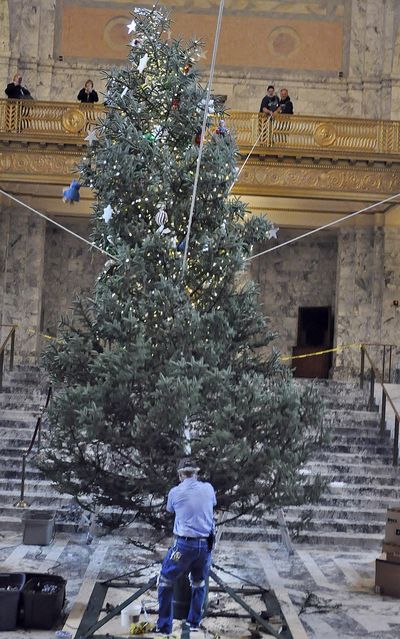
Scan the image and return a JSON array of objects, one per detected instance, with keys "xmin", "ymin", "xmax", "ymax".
[
  {"xmin": 228, "ymin": 111, "xmax": 400, "ymax": 158},
  {"xmin": 0, "ymin": 99, "xmax": 103, "ymax": 138},
  {"xmin": 1, "ymin": 99, "xmax": 400, "ymax": 159}
]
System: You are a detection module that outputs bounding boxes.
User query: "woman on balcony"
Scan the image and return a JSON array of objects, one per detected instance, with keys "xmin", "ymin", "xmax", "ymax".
[
  {"xmin": 5, "ymin": 74, "xmax": 32, "ymax": 99},
  {"xmin": 77, "ymin": 80, "xmax": 99, "ymax": 104}
]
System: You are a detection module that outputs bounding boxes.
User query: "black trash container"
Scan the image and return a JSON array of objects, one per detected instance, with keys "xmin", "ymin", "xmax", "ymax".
[
  {"xmin": 173, "ymin": 573, "xmax": 192, "ymax": 620},
  {"xmin": 22, "ymin": 574, "xmax": 66, "ymax": 629},
  {"xmin": 0, "ymin": 573, "xmax": 26, "ymax": 631},
  {"xmin": 173, "ymin": 573, "xmax": 208, "ymax": 620}
]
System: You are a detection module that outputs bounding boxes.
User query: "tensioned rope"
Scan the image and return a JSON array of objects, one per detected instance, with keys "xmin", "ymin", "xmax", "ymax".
[
  {"xmin": 0, "ymin": 189, "xmax": 115, "ymax": 260},
  {"xmin": 181, "ymin": 0, "xmax": 225, "ymax": 276},
  {"xmin": 229, "ymin": 127, "xmax": 265, "ymax": 193},
  {"xmin": 244, "ymin": 191, "xmax": 400, "ymax": 263}
]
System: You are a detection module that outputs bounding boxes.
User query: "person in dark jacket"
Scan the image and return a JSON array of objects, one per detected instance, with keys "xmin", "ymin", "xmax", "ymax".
[
  {"xmin": 259, "ymin": 85, "xmax": 280, "ymax": 116},
  {"xmin": 77, "ymin": 80, "xmax": 99, "ymax": 103},
  {"xmin": 5, "ymin": 73, "xmax": 32, "ymax": 99},
  {"xmin": 278, "ymin": 88, "xmax": 294, "ymax": 114}
]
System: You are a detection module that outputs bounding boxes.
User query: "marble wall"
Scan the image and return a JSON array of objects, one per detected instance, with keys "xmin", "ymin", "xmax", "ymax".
[
  {"xmin": 41, "ymin": 223, "xmax": 104, "ymax": 338},
  {"xmin": 0, "ymin": 205, "xmax": 46, "ymax": 361},
  {"xmin": 2, "ymin": 0, "xmax": 400, "ymax": 119},
  {"xmin": 0, "ymin": 210, "xmax": 103, "ymax": 361},
  {"xmin": 252, "ymin": 231, "xmax": 338, "ymax": 358}
]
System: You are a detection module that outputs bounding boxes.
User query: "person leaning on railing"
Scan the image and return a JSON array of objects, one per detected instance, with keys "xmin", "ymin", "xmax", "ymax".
[
  {"xmin": 277, "ymin": 88, "xmax": 293, "ymax": 114},
  {"xmin": 5, "ymin": 73, "xmax": 33, "ymax": 99},
  {"xmin": 259, "ymin": 84, "xmax": 280, "ymax": 117},
  {"xmin": 77, "ymin": 79, "xmax": 99, "ymax": 103}
]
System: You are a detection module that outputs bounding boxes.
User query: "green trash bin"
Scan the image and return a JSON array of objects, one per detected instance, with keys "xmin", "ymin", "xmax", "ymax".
[{"xmin": 22, "ymin": 511, "xmax": 55, "ymax": 545}]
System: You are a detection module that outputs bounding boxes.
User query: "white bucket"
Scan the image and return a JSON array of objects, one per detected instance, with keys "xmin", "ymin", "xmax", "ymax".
[{"xmin": 120, "ymin": 600, "xmax": 141, "ymax": 629}]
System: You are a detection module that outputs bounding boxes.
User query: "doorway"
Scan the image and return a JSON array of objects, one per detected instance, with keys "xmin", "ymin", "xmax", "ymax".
[{"xmin": 292, "ymin": 306, "xmax": 333, "ymax": 378}]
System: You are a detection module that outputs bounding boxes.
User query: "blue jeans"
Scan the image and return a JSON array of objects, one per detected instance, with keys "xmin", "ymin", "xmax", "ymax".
[{"xmin": 157, "ymin": 538, "xmax": 211, "ymax": 634}]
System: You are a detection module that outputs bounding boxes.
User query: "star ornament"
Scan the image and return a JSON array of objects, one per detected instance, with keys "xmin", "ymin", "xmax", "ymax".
[
  {"xmin": 84, "ymin": 129, "xmax": 98, "ymax": 146},
  {"xmin": 127, "ymin": 18, "xmax": 137, "ymax": 34},
  {"xmin": 268, "ymin": 225, "xmax": 279, "ymax": 240},
  {"xmin": 137, "ymin": 53, "xmax": 149, "ymax": 74},
  {"xmin": 102, "ymin": 205, "xmax": 114, "ymax": 223}
]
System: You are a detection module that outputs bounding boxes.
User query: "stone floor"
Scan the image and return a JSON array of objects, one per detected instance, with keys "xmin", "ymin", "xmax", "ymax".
[{"xmin": 0, "ymin": 531, "xmax": 399, "ymax": 639}]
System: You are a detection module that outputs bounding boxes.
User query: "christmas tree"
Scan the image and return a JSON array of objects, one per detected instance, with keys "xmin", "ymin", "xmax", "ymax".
[{"xmin": 41, "ymin": 7, "xmax": 325, "ymax": 531}]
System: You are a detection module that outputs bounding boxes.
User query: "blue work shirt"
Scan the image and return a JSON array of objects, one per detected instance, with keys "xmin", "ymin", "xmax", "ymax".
[{"xmin": 167, "ymin": 477, "xmax": 217, "ymax": 538}]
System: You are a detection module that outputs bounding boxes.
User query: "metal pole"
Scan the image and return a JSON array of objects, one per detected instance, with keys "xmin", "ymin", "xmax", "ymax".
[
  {"xmin": 382, "ymin": 345, "xmax": 386, "ymax": 383},
  {"xmin": 0, "ymin": 350, "xmax": 3, "ymax": 391},
  {"xmin": 380, "ymin": 390, "xmax": 386, "ymax": 435},
  {"xmin": 15, "ymin": 455, "xmax": 28, "ymax": 508},
  {"xmin": 37, "ymin": 416, "xmax": 42, "ymax": 450},
  {"xmin": 360, "ymin": 346, "xmax": 365, "ymax": 389},
  {"xmin": 389, "ymin": 346, "xmax": 393, "ymax": 383},
  {"xmin": 394, "ymin": 416, "xmax": 399, "ymax": 467},
  {"xmin": 367, "ymin": 368, "xmax": 375, "ymax": 411},
  {"xmin": 209, "ymin": 569, "xmax": 280, "ymax": 638},
  {"xmin": 10, "ymin": 327, "xmax": 15, "ymax": 371}
]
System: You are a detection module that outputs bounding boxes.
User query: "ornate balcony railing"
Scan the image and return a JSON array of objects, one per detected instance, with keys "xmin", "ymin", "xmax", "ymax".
[
  {"xmin": 1, "ymin": 99, "xmax": 400, "ymax": 160},
  {"xmin": 0, "ymin": 99, "xmax": 103, "ymax": 139},
  {"xmin": 229, "ymin": 111, "xmax": 400, "ymax": 158}
]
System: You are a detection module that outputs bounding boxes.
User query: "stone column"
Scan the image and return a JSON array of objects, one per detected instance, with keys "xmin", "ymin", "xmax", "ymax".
[
  {"xmin": 0, "ymin": 0, "xmax": 11, "ymax": 89},
  {"xmin": 0, "ymin": 205, "xmax": 46, "ymax": 363},
  {"xmin": 334, "ymin": 224, "xmax": 384, "ymax": 378}
]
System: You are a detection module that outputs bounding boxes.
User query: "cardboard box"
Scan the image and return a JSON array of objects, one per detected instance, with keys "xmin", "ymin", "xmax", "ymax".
[
  {"xmin": 382, "ymin": 543, "xmax": 400, "ymax": 564},
  {"xmin": 375, "ymin": 557, "xmax": 400, "ymax": 598},
  {"xmin": 384, "ymin": 508, "xmax": 400, "ymax": 545}
]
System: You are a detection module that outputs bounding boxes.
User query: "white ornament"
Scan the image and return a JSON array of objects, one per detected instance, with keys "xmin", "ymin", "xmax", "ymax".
[
  {"xmin": 154, "ymin": 203, "xmax": 171, "ymax": 235},
  {"xmin": 127, "ymin": 18, "xmax": 137, "ymax": 34},
  {"xmin": 200, "ymin": 96, "xmax": 215, "ymax": 115},
  {"xmin": 103, "ymin": 205, "xmax": 114, "ymax": 223},
  {"xmin": 121, "ymin": 86, "xmax": 128, "ymax": 98},
  {"xmin": 84, "ymin": 129, "xmax": 98, "ymax": 146},
  {"xmin": 155, "ymin": 204, "xmax": 168, "ymax": 227},
  {"xmin": 137, "ymin": 53, "xmax": 149, "ymax": 74},
  {"xmin": 268, "ymin": 225, "xmax": 279, "ymax": 240}
]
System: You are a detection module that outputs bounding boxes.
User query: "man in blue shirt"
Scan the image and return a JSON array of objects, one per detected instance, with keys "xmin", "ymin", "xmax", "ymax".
[{"xmin": 156, "ymin": 458, "xmax": 217, "ymax": 636}]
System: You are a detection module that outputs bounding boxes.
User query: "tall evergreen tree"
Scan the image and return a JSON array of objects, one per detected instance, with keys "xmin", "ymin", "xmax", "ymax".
[{"xmin": 41, "ymin": 7, "xmax": 325, "ymax": 531}]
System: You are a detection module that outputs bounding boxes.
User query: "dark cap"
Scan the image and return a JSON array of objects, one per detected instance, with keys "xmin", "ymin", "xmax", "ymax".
[{"xmin": 177, "ymin": 457, "xmax": 200, "ymax": 473}]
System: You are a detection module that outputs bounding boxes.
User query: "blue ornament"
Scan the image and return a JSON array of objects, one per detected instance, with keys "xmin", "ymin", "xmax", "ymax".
[
  {"xmin": 177, "ymin": 239, "xmax": 186, "ymax": 252},
  {"xmin": 62, "ymin": 179, "xmax": 80, "ymax": 204}
]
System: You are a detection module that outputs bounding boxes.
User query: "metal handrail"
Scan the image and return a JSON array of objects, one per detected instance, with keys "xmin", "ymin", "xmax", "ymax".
[
  {"xmin": 360, "ymin": 344, "xmax": 400, "ymax": 466},
  {"xmin": 0, "ymin": 325, "xmax": 16, "ymax": 390},
  {"xmin": 15, "ymin": 385, "xmax": 52, "ymax": 508}
]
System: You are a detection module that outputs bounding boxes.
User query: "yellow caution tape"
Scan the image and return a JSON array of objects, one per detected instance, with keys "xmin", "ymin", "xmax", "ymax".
[
  {"xmin": 129, "ymin": 621, "xmax": 179, "ymax": 637},
  {"xmin": 23, "ymin": 328, "xmax": 360, "ymax": 364},
  {"xmin": 280, "ymin": 343, "xmax": 361, "ymax": 362},
  {"xmin": 130, "ymin": 621, "xmax": 155, "ymax": 635},
  {"xmin": 27, "ymin": 327, "xmax": 61, "ymax": 342}
]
